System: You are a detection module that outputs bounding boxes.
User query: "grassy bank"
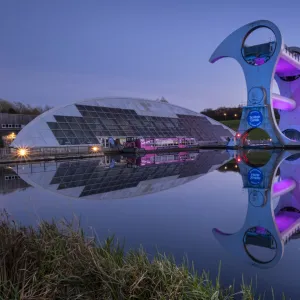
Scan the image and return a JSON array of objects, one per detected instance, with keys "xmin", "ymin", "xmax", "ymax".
[
  {"xmin": 0, "ymin": 214, "xmax": 272, "ymax": 299},
  {"xmin": 221, "ymin": 119, "xmax": 240, "ymax": 131},
  {"xmin": 221, "ymin": 120, "xmax": 270, "ymax": 140}
]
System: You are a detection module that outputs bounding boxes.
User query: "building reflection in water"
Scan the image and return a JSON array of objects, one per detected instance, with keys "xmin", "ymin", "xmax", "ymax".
[
  {"xmin": 0, "ymin": 166, "xmax": 31, "ymax": 194},
  {"xmin": 8, "ymin": 150, "xmax": 231, "ymax": 200},
  {"xmin": 214, "ymin": 150, "xmax": 300, "ymax": 269}
]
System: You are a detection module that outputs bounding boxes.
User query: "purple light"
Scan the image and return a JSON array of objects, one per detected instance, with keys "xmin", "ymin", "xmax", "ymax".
[
  {"xmin": 255, "ymin": 226, "xmax": 268, "ymax": 234},
  {"xmin": 272, "ymin": 99, "xmax": 295, "ymax": 111},
  {"xmin": 275, "ymin": 212, "xmax": 300, "ymax": 233},
  {"xmin": 140, "ymin": 137, "xmax": 196, "ymax": 151},
  {"xmin": 272, "ymin": 178, "xmax": 295, "ymax": 196},
  {"xmin": 254, "ymin": 58, "xmax": 265, "ymax": 66},
  {"xmin": 276, "ymin": 56, "xmax": 300, "ymax": 76}
]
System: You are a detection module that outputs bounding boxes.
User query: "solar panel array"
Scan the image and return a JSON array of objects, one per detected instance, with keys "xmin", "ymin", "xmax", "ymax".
[{"xmin": 46, "ymin": 104, "xmax": 232, "ymax": 145}]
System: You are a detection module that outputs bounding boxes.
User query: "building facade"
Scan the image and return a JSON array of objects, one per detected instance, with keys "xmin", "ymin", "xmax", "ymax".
[
  {"xmin": 11, "ymin": 97, "xmax": 235, "ymax": 149},
  {"xmin": 0, "ymin": 166, "xmax": 31, "ymax": 195},
  {"xmin": 0, "ymin": 113, "xmax": 36, "ymax": 146}
]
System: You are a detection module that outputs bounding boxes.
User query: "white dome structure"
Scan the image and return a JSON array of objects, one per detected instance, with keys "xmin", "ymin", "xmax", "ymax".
[{"xmin": 11, "ymin": 97, "xmax": 235, "ymax": 148}]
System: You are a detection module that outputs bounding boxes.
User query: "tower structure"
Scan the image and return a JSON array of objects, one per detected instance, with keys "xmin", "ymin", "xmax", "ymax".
[{"xmin": 210, "ymin": 20, "xmax": 300, "ymax": 147}]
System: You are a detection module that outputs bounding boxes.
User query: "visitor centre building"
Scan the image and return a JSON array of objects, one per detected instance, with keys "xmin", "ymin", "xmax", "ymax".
[{"xmin": 11, "ymin": 97, "xmax": 235, "ymax": 150}]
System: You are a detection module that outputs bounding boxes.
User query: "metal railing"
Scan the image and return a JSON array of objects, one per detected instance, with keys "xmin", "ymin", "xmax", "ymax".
[
  {"xmin": 283, "ymin": 44, "xmax": 300, "ymax": 62},
  {"xmin": 0, "ymin": 146, "xmax": 105, "ymax": 160},
  {"xmin": 0, "ymin": 148, "xmax": 11, "ymax": 158}
]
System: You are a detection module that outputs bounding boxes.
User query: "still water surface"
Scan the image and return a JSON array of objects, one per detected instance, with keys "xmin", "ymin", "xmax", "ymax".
[{"xmin": 1, "ymin": 150, "xmax": 300, "ymax": 298}]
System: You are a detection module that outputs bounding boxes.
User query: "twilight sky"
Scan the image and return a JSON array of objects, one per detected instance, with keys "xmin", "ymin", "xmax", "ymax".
[{"xmin": 0, "ymin": 0, "xmax": 300, "ymax": 112}]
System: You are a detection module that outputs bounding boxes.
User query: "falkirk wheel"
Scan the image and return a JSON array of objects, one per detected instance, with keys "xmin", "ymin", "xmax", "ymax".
[{"xmin": 210, "ymin": 20, "xmax": 300, "ymax": 148}]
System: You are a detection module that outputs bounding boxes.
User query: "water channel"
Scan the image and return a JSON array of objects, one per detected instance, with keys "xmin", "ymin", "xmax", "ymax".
[{"xmin": 1, "ymin": 149, "xmax": 300, "ymax": 298}]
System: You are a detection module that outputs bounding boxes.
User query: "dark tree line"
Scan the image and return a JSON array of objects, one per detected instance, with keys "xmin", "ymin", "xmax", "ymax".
[
  {"xmin": 201, "ymin": 105, "xmax": 280, "ymax": 121},
  {"xmin": 201, "ymin": 106, "xmax": 243, "ymax": 121},
  {"xmin": 0, "ymin": 99, "xmax": 52, "ymax": 115}
]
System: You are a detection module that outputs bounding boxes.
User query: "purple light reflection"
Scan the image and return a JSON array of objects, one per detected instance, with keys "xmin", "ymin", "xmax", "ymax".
[
  {"xmin": 138, "ymin": 152, "xmax": 195, "ymax": 166},
  {"xmin": 255, "ymin": 226, "xmax": 268, "ymax": 234}
]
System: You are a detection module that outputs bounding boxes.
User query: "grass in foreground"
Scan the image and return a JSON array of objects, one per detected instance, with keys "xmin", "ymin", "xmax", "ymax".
[{"xmin": 0, "ymin": 213, "xmax": 275, "ymax": 299}]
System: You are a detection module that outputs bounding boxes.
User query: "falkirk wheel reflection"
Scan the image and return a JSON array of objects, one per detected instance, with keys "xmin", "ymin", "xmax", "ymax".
[{"xmin": 214, "ymin": 150, "xmax": 300, "ymax": 269}]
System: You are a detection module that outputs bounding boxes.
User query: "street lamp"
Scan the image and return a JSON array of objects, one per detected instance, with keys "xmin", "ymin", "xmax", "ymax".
[
  {"xmin": 92, "ymin": 146, "xmax": 99, "ymax": 152},
  {"xmin": 224, "ymin": 113, "xmax": 227, "ymax": 120},
  {"xmin": 17, "ymin": 147, "xmax": 29, "ymax": 157},
  {"xmin": 234, "ymin": 114, "xmax": 238, "ymax": 118}
]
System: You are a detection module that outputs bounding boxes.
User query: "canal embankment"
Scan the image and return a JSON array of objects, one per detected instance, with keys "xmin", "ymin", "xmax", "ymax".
[{"xmin": 0, "ymin": 144, "xmax": 228, "ymax": 164}]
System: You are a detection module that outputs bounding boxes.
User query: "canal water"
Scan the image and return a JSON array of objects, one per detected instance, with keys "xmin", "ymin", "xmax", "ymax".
[{"xmin": 1, "ymin": 149, "xmax": 300, "ymax": 298}]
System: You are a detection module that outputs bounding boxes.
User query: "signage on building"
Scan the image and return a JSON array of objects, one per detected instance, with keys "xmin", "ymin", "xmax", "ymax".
[
  {"xmin": 248, "ymin": 168, "xmax": 263, "ymax": 186},
  {"xmin": 248, "ymin": 87, "xmax": 264, "ymax": 106},
  {"xmin": 247, "ymin": 110, "xmax": 263, "ymax": 128}
]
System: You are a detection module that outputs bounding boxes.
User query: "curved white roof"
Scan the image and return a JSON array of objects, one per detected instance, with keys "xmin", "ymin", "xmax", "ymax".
[{"xmin": 11, "ymin": 97, "xmax": 235, "ymax": 148}]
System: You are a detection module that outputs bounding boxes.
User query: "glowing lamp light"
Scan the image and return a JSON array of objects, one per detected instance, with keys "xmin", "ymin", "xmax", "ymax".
[
  {"xmin": 224, "ymin": 166, "xmax": 227, "ymax": 170},
  {"xmin": 237, "ymin": 157, "xmax": 241, "ymax": 163},
  {"xmin": 235, "ymin": 165, "xmax": 238, "ymax": 168},
  {"xmin": 236, "ymin": 133, "xmax": 241, "ymax": 138},
  {"xmin": 17, "ymin": 148, "xmax": 28, "ymax": 157},
  {"xmin": 92, "ymin": 146, "xmax": 99, "ymax": 152}
]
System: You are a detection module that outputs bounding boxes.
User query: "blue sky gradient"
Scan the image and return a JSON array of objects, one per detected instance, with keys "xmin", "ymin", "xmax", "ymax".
[{"xmin": 0, "ymin": 0, "xmax": 299, "ymax": 111}]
